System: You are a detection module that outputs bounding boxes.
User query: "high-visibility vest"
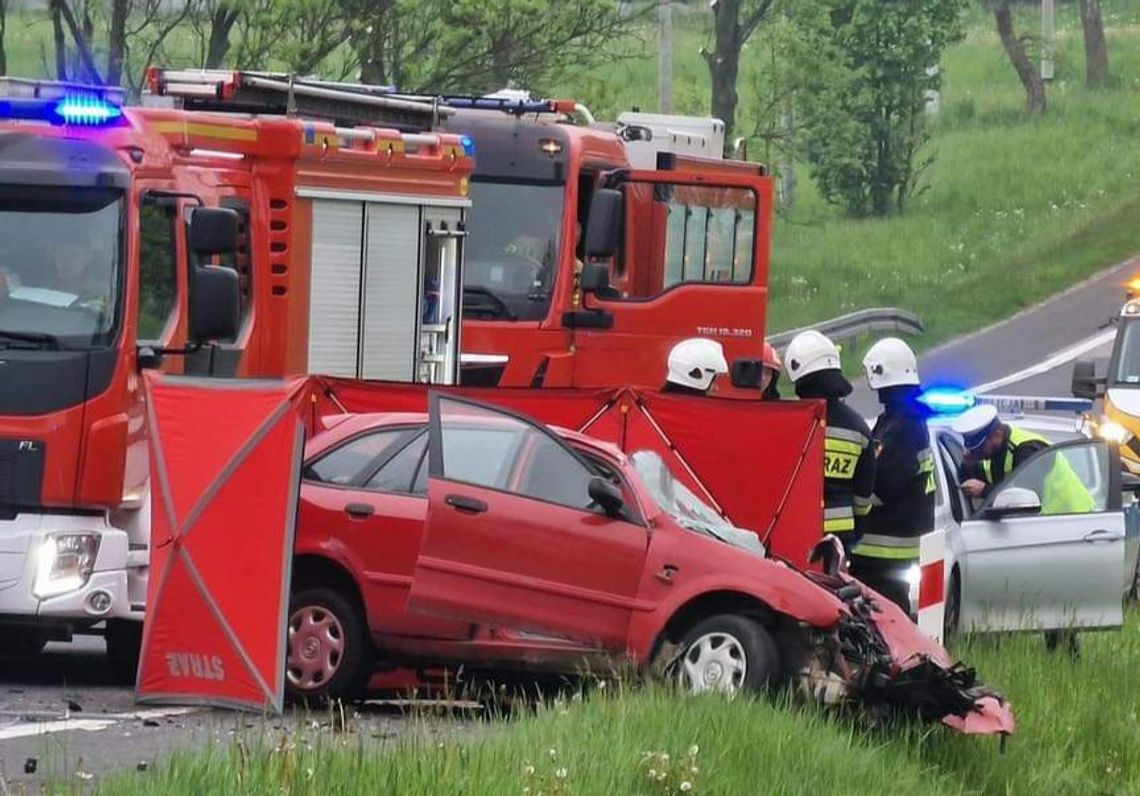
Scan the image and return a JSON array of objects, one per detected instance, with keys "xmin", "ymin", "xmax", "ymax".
[{"xmin": 982, "ymin": 427, "xmax": 1094, "ymax": 515}]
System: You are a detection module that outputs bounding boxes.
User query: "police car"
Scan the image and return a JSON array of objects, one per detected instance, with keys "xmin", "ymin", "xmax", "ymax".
[{"xmin": 868, "ymin": 391, "xmax": 1139, "ymax": 634}]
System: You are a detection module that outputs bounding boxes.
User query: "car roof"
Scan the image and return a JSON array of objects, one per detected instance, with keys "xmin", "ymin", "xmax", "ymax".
[{"xmin": 309, "ymin": 411, "xmax": 627, "ymax": 462}]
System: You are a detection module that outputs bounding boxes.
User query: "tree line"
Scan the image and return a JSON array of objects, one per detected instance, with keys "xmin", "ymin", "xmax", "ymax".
[{"xmin": 0, "ymin": 1, "xmax": 1116, "ymax": 218}]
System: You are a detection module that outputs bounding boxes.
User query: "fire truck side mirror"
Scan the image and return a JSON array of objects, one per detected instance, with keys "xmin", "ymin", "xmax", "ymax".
[
  {"xmin": 583, "ymin": 188, "xmax": 623, "ymax": 259},
  {"xmin": 579, "ymin": 263, "xmax": 611, "ymax": 295},
  {"xmin": 189, "ymin": 266, "xmax": 240, "ymax": 343},
  {"xmin": 189, "ymin": 207, "xmax": 239, "ymax": 256}
]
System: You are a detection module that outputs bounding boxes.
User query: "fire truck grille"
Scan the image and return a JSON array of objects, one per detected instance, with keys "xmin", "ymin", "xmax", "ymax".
[{"xmin": 0, "ymin": 439, "xmax": 45, "ymax": 506}]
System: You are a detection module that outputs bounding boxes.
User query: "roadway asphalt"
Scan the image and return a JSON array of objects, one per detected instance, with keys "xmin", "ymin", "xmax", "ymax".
[
  {"xmin": 848, "ymin": 256, "xmax": 1136, "ymax": 416},
  {"xmin": 2, "ymin": 255, "xmax": 1137, "ymax": 789}
]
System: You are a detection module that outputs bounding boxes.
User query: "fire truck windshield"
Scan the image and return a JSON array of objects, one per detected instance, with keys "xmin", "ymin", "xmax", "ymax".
[
  {"xmin": 0, "ymin": 188, "xmax": 123, "ymax": 349},
  {"xmin": 463, "ymin": 180, "xmax": 564, "ymax": 322}
]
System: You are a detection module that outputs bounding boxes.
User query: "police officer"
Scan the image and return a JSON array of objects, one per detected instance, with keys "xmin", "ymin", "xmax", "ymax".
[
  {"xmin": 851, "ymin": 338, "xmax": 934, "ymax": 612},
  {"xmin": 663, "ymin": 338, "xmax": 728, "ymax": 396},
  {"xmin": 785, "ymin": 331, "xmax": 876, "ymax": 553},
  {"xmin": 952, "ymin": 403, "xmax": 1093, "ymax": 512}
]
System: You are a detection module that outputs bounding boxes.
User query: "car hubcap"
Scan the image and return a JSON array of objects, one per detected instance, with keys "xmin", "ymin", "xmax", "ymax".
[
  {"xmin": 287, "ymin": 606, "xmax": 345, "ymax": 691},
  {"xmin": 678, "ymin": 632, "xmax": 747, "ymax": 695}
]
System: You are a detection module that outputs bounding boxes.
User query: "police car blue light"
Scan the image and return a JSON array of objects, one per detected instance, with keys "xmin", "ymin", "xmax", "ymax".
[{"xmin": 918, "ymin": 388, "xmax": 976, "ymax": 414}]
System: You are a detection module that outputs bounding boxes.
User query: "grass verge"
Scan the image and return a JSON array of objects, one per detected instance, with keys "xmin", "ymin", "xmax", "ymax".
[{"xmin": 85, "ymin": 610, "xmax": 1140, "ymax": 796}]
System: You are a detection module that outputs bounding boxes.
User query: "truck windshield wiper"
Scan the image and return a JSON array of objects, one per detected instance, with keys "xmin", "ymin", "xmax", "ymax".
[
  {"xmin": 0, "ymin": 329, "xmax": 60, "ymax": 350},
  {"xmin": 463, "ymin": 286, "xmax": 517, "ymax": 321}
]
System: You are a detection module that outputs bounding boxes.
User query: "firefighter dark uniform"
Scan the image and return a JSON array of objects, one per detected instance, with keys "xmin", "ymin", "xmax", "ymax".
[
  {"xmin": 821, "ymin": 401, "xmax": 877, "ymax": 550},
  {"xmin": 850, "ymin": 386, "xmax": 935, "ymax": 610},
  {"xmin": 784, "ymin": 330, "xmax": 876, "ymax": 554}
]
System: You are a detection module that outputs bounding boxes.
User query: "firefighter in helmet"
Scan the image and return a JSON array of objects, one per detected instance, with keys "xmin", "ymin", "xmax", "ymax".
[
  {"xmin": 785, "ymin": 330, "xmax": 876, "ymax": 553},
  {"xmin": 760, "ymin": 341, "xmax": 782, "ymax": 400},
  {"xmin": 851, "ymin": 337, "xmax": 934, "ymax": 612},
  {"xmin": 664, "ymin": 337, "xmax": 728, "ymax": 396}
]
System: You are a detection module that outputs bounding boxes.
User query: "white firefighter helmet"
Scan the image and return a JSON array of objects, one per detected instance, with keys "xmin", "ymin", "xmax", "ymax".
[
  {"xmin": 863, "ymin": 337, "xmax": 920, "ymax": 390},
  {"xmin": 666, "ymin": 338, "xmax": 728, "ymax": 392},
  {"xmin": 784, "ymin": 330, "xmax": 841, "ymax": 383}
]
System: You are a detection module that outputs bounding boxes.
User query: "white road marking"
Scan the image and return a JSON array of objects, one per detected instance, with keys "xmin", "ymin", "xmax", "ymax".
[
  {"xmin": 0, "ymin": 718, "xmax": 115, "ymax": 741},
  {"xmin": 0, "ymin": 706, "xmax": 202, "ymax": 741},
  {"xmin": 970, "ymin": 328, "xmax": 1117, "ymax": 394}
]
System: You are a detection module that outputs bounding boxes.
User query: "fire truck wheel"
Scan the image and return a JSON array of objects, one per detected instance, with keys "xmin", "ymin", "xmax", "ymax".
[
  {"xmin": 668, "ymin": 614, "xmax": 781, "ymax": 696},
  {"xmin": 106, "ymin": 619, "xmax": 143, "ymax": 684},
  {"xmin": 286, "ymin": 588, "xmax": 370, "ymax": 704}
]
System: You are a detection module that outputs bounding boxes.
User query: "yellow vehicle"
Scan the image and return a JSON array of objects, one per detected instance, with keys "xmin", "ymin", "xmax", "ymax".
[{"xmin": 1074, "ymin": 299, "xmax": 1140, "ymax": 474}]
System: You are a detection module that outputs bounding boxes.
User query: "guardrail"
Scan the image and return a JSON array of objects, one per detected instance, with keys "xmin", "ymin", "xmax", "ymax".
[{"xmin": 768, "ymin": 307, "xmax": 924, "ymax": 350}]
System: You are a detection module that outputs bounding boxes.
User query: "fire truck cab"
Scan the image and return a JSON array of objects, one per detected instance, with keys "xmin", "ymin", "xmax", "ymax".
[
  {"xmin": 0, "ymin": 73, "xmax": 472, "ymax": 666},
  {"xmin": 431, "ymin": 96, "xmax": 773, "ymax": 393}
]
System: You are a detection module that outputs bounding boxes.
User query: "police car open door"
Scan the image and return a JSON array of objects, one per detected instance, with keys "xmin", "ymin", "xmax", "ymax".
[{"xmin": 954, "ymin": 438, "xmax": 1125, "ymax": 633}]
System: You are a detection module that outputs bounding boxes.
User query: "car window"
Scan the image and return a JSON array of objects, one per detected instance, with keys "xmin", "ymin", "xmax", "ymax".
[
  {"xmin": 992, "ymin": 442, "xmax": 1108, "ymax": 516},
  {"xmin": 364, "ymin": 431, "xmax": 427, "ymax": 494},
  {"xmin": 304, "ymin": 430, "xmax": 405, "ymax": 486},
  {"xmin": 434, "ymin": 397, "xmax": 601, "ymax": 513},
  {"xmin": 440, "ymin": 419, "xmax": 526, "ymax": 490},
  {"xmin": 516, "ymin": 431, "xmax": 596, "ymax": 511},
  {"xmin": 937, "ymin": 432, "xmax": 965, "ymax": 524}
]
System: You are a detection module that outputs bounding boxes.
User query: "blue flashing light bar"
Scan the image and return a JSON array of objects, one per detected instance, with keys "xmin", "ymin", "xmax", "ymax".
[
  {"xmin": 0, "ymin": 94, "xmax": 122, "ymax": 127},
  {"xmin": 918, "ymin": 387, "xmax": 1093, "ymax": 416},
  {"xmin": 459, "ymin": 134, "xmax": 476, "ymax": 157},
  {"xmin": 918, "ymin": 387, "xmax": 976, "ymax": 414}
]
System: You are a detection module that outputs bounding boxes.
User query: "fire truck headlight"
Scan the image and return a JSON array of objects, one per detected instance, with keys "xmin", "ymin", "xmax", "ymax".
[
  {"xmin": 33, "ymin": 533, "xmax": 101, "ymax": 599},
  {"xmin": 1098, "ymin": 420, "xmax": 1134, "ymax": 446}
]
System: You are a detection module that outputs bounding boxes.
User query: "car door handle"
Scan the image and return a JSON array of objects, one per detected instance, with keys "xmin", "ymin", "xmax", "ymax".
[
  {"xmin": 445, "ymin": 494, "xmax": 488, "ymax": 514},
  {"xmin": 344, "ymin": 502, "xmax": 374, "ymax": 519},
  {"xmin": 1083, "ymin": 529, "xmax": 1123, "ymax": 543}
]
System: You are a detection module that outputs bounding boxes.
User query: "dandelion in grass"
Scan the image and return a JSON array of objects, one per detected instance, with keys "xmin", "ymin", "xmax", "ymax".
[
  {"xmin": 555, "ymin": 768, "xmax": 568, "ymax": 780},
  {"xmin": 680, "ymin": 782, "xmax": 693, "ymax": 792}
]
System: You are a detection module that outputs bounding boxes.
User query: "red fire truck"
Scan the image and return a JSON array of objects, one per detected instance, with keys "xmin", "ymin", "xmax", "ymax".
[
  {"xmin": 423, "ymin": 94, "xmax": 773, "ymax": 392},
  {"xmin": 0, "ymin": 73, "xmax": 473, "ymax": 667}
]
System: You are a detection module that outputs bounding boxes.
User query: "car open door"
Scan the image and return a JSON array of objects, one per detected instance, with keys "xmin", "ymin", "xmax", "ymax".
[
  {"xmin": 956, "ymin": 438, "xmax": 1125, "ymax": 632},
  {"xmin": 406, "ymin": 393, "xmax": 650, "ymax": 648}
]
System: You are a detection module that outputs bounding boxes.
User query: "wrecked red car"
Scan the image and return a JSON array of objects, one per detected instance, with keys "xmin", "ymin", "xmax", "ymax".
[{"xmin": 290, "ymin": 393, "xmax": 1013, "ymax": 735}]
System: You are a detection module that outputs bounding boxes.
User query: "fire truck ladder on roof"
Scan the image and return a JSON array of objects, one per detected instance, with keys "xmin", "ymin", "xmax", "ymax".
[{"xmin": 144, "ymin": 69, "xmax": 451, "ymax": 133}]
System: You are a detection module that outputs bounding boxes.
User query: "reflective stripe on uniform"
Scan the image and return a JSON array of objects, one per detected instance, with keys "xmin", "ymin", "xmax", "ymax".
[
  {"xmin": 853, "ymin": 494, "xmax": 873, "ymax": 516},
  {"xmin": 918, "ymin": 446, "xmax": 935, "ymax": 495},
  {"xmin": 824, "ymin": 431, "xmax": 864, "ymax": 479},
  {"xmin": 823, "ymin": 505, "xmax": 855, "ymax": 533},
  {"xmin": 855, "ymin": 533, "xmax": 919, "ymax": 560}
]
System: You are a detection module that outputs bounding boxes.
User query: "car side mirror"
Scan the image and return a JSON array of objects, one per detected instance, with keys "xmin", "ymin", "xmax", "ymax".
[
  {"xmin": 583, "ymin": 188, "xmax": 622, "ymax": 259},
  {"xmin": 588, "ymin": 476, "xmax": 625, "ymax": 518},
  {"xmin": 982, "ymin": 486, "xmax": 1042, "ymax": 520},
  {"xmin": 1072, "ymin": 359, "xmax": 1104, "ymax": 401},
  {"xmin": 188, "ymin": 265, "xmax": 239, "ymax": 343},
  {"xmin": 189, "ymin": 207, "xmax": 239, "ymax": 256}
]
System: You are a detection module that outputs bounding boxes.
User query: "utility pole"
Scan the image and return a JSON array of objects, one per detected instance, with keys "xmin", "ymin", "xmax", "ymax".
[
  {"xmin": 1041, "ymin": 0, "xmax": 1056, "ymax": 80},
  {"xmin": 659, "ymin": 0, "xmax": 672, "ymax": 113}
]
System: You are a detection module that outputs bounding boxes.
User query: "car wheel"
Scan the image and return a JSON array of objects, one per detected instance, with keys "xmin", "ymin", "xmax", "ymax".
[
  {"xmin": 286, "ymin": 588, "xmax": 370, "ymax": 703},
  {"xmin": 943, "ymin": 571, "xmax": 961, "ymax": 639},
  {"xmin": 106, "ymin": 619, "xmax": 143, "ymax": 684},
  {"xmin": 669, "ymin": 614, "xmax": 781, "ymax": 696}
]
